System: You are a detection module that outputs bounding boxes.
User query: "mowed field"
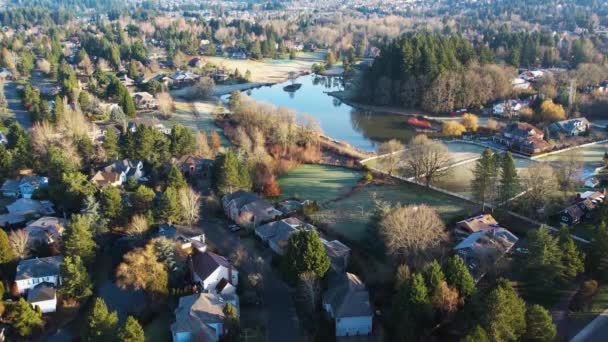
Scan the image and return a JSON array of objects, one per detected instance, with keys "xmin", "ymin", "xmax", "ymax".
[
  {"xmin": 277, "ymin": 164, "xmax": 363, "ymax": 203},
  {"xmin": 310, "ymin": 182, "xmax": 478, "ymax": 242},
  {"xmin": 205, "ymin": 51, "xmax": 325, "ymax": 84}
]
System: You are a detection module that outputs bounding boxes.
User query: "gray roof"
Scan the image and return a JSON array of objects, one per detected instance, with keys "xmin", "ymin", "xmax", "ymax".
[
  {"xmin": 27, "ymin": 282, "xmax": 56, "ymax": 302},
  {"xmin": 171, "ymin": 293, "xmax": 238, "ymax": 341},
  {"xmin": 255, "ymin": 217, "xmax": 305, "ymax": 241},
  {"xmin": 223, "ymin": 190, "xmax": 259, "ymax": 209},
  {"xmin": 16, "ymin": 256, "xmax": 63, "ymax": 280},
  {"xmin": 191, "ymin": 251, "xmax": 231, "ymax": 281},
  {"xmin": 323, "ymin": 273, "xmax": 372, "ymax": 319},
  {"xmin": 0, "ymin": 179, "xmax": 19, "ymax": 193},
  {"xmin": 103, "ymin": 159, "xmax": 140, "ymax": 174}
]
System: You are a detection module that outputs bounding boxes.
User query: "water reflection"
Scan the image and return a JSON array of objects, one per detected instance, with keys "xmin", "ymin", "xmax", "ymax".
[{"xmin": 244, "ymin": 74, "xmax": 417, "ymax": 151}]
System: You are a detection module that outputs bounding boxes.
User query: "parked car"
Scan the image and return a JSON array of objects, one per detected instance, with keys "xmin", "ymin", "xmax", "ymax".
[{"xmin": 229, "ymin": 224, "xmax": 240, "ymax": 232}]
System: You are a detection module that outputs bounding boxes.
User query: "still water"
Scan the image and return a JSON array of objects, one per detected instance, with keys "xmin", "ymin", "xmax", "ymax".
[{"xmin": 241, "ymin": 74, "xmax": 418, "ymax": 151}]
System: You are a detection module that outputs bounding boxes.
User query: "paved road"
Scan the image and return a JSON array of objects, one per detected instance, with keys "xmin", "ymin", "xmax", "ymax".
[
  {"xmin": 570, "ymin": 309, "xmax": 608, "ymax": 342},
  {"xmin": 202, "ymin": 218, "xmax": 303, "ymax": 342},
  {"xmin": 3, "ymin": 81, "xmax": 31, "ymax": 128}
]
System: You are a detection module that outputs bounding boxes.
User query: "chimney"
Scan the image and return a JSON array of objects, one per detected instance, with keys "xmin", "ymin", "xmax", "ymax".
[{"xmin": 228, "ymin": 261, "xmax": 233, "ymax": 285}]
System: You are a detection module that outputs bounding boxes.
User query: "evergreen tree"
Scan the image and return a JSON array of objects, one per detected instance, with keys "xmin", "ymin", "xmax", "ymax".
[
  {"xmin": 54, "ymin": 171, "xmax": 97, "ymax": 213},
  {"xmin": 131, "ymin": 185, "xmax": 155, "ymax": 214},
  {"xmin": 462, "ymin": 325, "xmax": 489, "ymax": 342},
  {"xmin": 166, "ymin": 165, "xmax": 187, "ymax": 190},
  {"xmin": 444, "ymin": 255, "xmax": 475, "ymax": 298},
  {"xmin": 424, "ymin": 260, "xmax": 445, "ymax": 297},
  {"xmin": 524, "ymin": 304, "xmax": 557, "ymax": 342},
  {"xmin": 100, "ymin": 186, "xmax": 123, "ymax": 225},
  {"xmin": 282, "ymin": 230, "xmax": 330, "ymax": 283},
  {"xmin": 216, "ymin": 150, "xmax": 241, "ymax": 194},
  {"xmin": 0, "ymin": 144, "xmax": 12, "ymax": 181},
  {"xmin": 12, "ymin": 298, "xmax": 43, "ymax": 336},
  {"xmin": 558, "ymin": 227, "xmax": 585, "ymax": 281},
  {"xmin": 83, "ymin": 297, "xmax": 118, "ymax": 342},
  {"xmin": 103, "ymin": 128, "xmax": 120, "ymax": 160},
  {"xmin": 238, "ymin": 161, "xmax": 252, "ymax": 191},
  {"xmin": 522, "ymin": 226, "xmax": 565, "ymax": 299},
  {"xmin": 406, "ymin": 273, "xmax": 434, "ymax": 326},
  {"xmin": 157, "ymin": 186, "xmax": 181, "ymax": 223},
  {"xmin": 481, "ymin": 279, "xmax": 526, "ymax": 342},
  {"xmin": 62, "ymin": 214, "xmax": 97, "ymax": 264},
  {"xmin": 7, "ymin": 122, "xmax": 32, "ymax": 169},
  {"xmin": 0, "ymin": 229, "xmax": 14, "ymax": 264},
  {"xmin": 60, "ymin": 255, "xmax": 93, "ymax": 300},
  {"xmin": 498, "ymin": 152, "xmax": 519, "ymax": 204},
  {"xmin": 589, "ymin": 222, "xmax": 608, "ymax": 281},
  {"xmin": 120, "ymin": 90, "xmax": 136, "ymax": 118},
  {"xmin": 53, "ymin": 95, "xmax": 64, "ymax": 122},
  {"xmin": 82, "ymin": 194, "xmax": 108, "ymax": 236},
  {"xmin": 471, "ymin": 148, "xmax": 496, "ymax": 208},
  {"xmin": 118, "ymin": 316, "xmax": 145, "ymax": 342},
  {"xmin": 170, "ymin": 124, "xmax": 196, "ymax": 157}
]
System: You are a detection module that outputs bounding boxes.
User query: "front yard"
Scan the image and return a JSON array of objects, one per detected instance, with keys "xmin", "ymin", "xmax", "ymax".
[{"xmin": 277, "ymin": 164, "xmax": 363, "ymax": 203}]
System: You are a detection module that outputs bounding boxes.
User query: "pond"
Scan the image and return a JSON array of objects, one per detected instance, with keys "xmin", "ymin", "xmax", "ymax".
[{"xmin": 241, "ymin": 74, "xmax": 420, "ymax": 151}]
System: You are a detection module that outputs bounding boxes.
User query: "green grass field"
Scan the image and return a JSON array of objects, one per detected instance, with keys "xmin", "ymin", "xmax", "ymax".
[
  {"xmin": 277, "ymin": 165, "xmax": 363, "ymax": 203},
  {"xmin": 311, "ymin": 182, "xmax": 478, "ymax": 242}
]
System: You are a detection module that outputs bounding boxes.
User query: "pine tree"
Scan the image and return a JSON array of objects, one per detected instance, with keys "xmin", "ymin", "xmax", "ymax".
[
  {"xmin": 217, "ymin": 150, "xmax": 241, "ymax": 194},
  {"xmin": 170, "ymin": 124, "xmax": 196, "ymax": 157},
  {"xmin": 83, "ymin": 298, "xmax": 118, "ymax": 342},
  {"xmin": 523, "ymin": 226, "xmax": 565, "ymax": 298},
  {"xmin": 103, "ymin": 128, "xmax": 120, "ymax": 161},
  {"xmin": 12, "ymin": 298, "xmax": 43, "ymax": 336},
  {"xmin": 282, "ymin": 230, "xmax": 330, "ymax": 283},
  {"xmin": 100, "ymin": 186, "xmax": 123, "ymax": 225},
  {"xmin": 589, "ymin": 222, "xmax": 608, "ymax": 281},
  {"xmin": 0, "ymin": 144, "xmax": 12, "ymax": 181},
  {"xmin": 167, "ymin": 165, "xmax": 187, "ymax": 190},
  {"xmin": 424, "ymin": 260, "xmax": 445, "ymax": 297},
  {"xmin": 444, "ymin": 255, "xmax": 475, "ymax": 298},
  {"xmin": 60, "ymin": 255, "xmax": 93, "ymax": 300},
  {"xmin": 238, "ymin": 161, "xmax": 252, "ymax": 191},
  {"xmin": 558, "ymin": 227, "xmax": 585, "ymax": 281},
  {"xmin": 62, "ymin": 214, "xmax": 97, "ymax": 264},
  {"xmin": 132, "ymin": 185, "xmax": 155, "ymax": 214},
  {"xmin": 462, "ymin": 325, "xmax": 489, "ymax": 342},
  {"xmin": 481, "ymin": 279, "xmax": 526, "ymax": 342},
  {"xmin": 524, "ymin": 304, "xmax": 557, "ymax": 342},
  {"xmin": 406, "ymin": 273, "xmax": 434, "ymax": 326},
  {"xmin": 118, "ymin": 316, "xmax": 145, "ymax": 342},
  {"xmin": 499, "ymin": 152, "xmax": 519, "ymax": 204},
  {"xmin": 0, "ymin": 229, "xmax": 14, "ymax": 264},
  {"xmin": 471, "ymin": 148, "xmax": 496, "ymax": 208},
  {"xmin": 157, "ymin": 186, "xmax": 181, "ymax": 223}
]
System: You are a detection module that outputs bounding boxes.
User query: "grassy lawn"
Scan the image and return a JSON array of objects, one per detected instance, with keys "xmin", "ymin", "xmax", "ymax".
[
  {"xmin": 144, "ymin": 311, "xmax": 173, "ymax": 342},
  {"xmin": 570, "ymin": 223, "xmax": 597, "ymax": 241},
  {"xmin": 310, "ymin": 182, "xmax": 478, "ymax": 242},
  {"xmin": 277, "ymin": 164, "xmax": 363, "ymax": 203},
  {"xmin": 570, "ymin": 285, "xmax": 608, "ymax": 329}
]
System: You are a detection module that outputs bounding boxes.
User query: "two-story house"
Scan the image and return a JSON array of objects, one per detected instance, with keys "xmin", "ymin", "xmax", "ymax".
[{"xmin": 190, "ymin": 250, "xmax": 238, "ymax": 295}]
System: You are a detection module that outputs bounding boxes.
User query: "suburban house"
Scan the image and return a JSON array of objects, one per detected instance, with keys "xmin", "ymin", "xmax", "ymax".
[
  {"xmin": 190, "ymin": 250, "xmax": 238, "ymax": 295},
  {"xmin": 222, "ymin": 191, "xmax": 282, "ymax": 228},
  {"xmin": 511, "ymin": 77, "xmax": 532, "ymax": 91},
  {"xmin": 27, "ymin": 282, "xmax": 57, "ymax": 313},
  {"xmin": 128, "ymin": 117, "xmax": 172, "ymax": 135},
  {"xmin": 176, "ymin": 155, "xmax": 213, "ymax": 178},
  {"xmin": 24, "ymin": 216, "xmax": 67, "ymax": 248},
  {"xmin": 91, "ymin": 159, "xmax": 144, "ymax": 187},
  {"xmin": 454, "ymin": 228, "xmax": 519, "ymax": 281},
  {"xmin": 169, "ymin": 70, "xmax": 200, "ymax": 87},
  {"xmin": 456, "ymin": 214, "xmax": 502, "ymax": 234},
  {"xmin": 323, "ymin": 272, "xmax": 373, "ymax": 337},
  {"xmin": 171, "ymin": 292, "xmax": 239, "ymax": 342},
  {"xmin": 255, "ymin": 217, "xmax": 312, "ymax": 255},
  {"xmin": 0, "ymin": 199, "xmax": 55, "ymax": 226},
  {"xmin": 0, "ymin": 67, "xmax": 13, "ymax": 80},
  {"xmin": 188, "ymin": 57, "xmax": 206, "ymax": 68},
  {"xmin": 132, "ymin": 92, "xmax": 159, "ymax": 110},
  {"xmin": 118, "ymin": 74, "xmax": 135, "ymax": 87},
  {"xmin": 493, "ymin": 122, "xmax": 551, "ymax": 155},
  {"xmin": 550, "ymin": 118, "xmax": 590, "ymax": 137},
  {"xmin": 560, "ymin": 190, "xmax": 606, "ymax": 225},
  {"xmin": 157, "ymin": 223, "xmax": 207, "ymax": 252},
  {"xmin": 1, "ymin": 176, "xmax": 49, "ymax": 199},
  {"xmin": 492, "ymin": 99, "xmax": 528, "ymax": 117},
  {"xmin": 321, "ymin": 238, "xmax": 352, "ymax": 273},
  {"xmin": 14, "ymin": 255, "xmax": 63, "ymax": 294}
]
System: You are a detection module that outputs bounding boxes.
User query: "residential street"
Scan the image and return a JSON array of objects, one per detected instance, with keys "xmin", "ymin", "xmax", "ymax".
[
  {"xmin": 201, "ymin": 218, "xmax": 304, "ymax": 342},
  {"xmin": 2, "ymin": 81, "xmax": 31, "ymax": 129}
]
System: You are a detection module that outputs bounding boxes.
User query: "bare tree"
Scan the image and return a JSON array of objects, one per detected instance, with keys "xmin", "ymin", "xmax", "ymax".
[
  {"xmin": 519, "ymin": 163, "xmax": 561, "ymax": 216},
  {"xmin": 195, "ymin": 131, "xmax": 211, "ymax": 158},
  {"xmin": 432, "ymin": 281, "xmax": 459, "ymax": 318},
  {"xmin": 36, "ymin": 59, "xmax": 51, "ymax": 74},
  {"xmin": 187, "ymin": 77, "xmax": 215, "ymax": 100},
  {"xmin": 9, "ymin": 230, "xmax": 29, "ymax": 259},
  {"xmin": 378, "ymin": 204, "xmax": 447, "ymax": 268},
  {"xmin": 377, "ymin": 139, "xmax": 405, "ymax": 175},
  {"xmin": 297, "ymin": 272, "xmax": 321, "ymax": 318},
  {"xmin": 555, "ymin": 150, "xmax": 583, "ymax": 192},
  {"xmin": 179, "ymin": 187, "xmax": 201, "ymax": 226},
  {"xmin": 403, "ymin": 137, "xmax": 452, "ymax": 186},
  {"xmin": 156, "ymin": 92, "xmax": 174, "ymax": 119},
  {"xmin": 126, "ymin": 215, "xmax": 150, "ymax": 237}
]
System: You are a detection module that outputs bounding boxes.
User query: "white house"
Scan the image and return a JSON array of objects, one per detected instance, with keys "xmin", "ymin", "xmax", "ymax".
[
  {"xmin": 190, "ymin": 251, "xmax": 238, "ymax": 295},
  {"xmin": 0, "ymin": 176, "xmax": 49, "ymax": 199},
  {"xmin": 15, "ymin": 256, "xmax": 63, "ymax": 294},
  {"xmin": 171, "ymin": 293, "xmax": 239, "ymax": 342},
  {"xmin": 27, "ymin": 282, "xmax": 57, "ymax": 313},
  {"xmin": 91, "ymin": 159, "xmax": 144, "ymax": 187},
  {"xmin": 323, "ymin": 272, "xmax": 373, "ymax": 337}
]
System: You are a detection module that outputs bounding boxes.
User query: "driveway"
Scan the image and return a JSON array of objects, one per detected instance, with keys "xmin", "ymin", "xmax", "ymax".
[{"xmin": 201, "ymin": 218, "xmax": 303, "ymax": 342}]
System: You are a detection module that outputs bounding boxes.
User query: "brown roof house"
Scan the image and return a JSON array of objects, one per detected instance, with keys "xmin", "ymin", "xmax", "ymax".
[
  {"xmin": 91, "ymin": 159, "xmax": 144, "ymax": 187},
  {"xmin": 176, "ymin": 155, "xmax": 213, "ymax": 178},
  {"xmin": 171, "ymin": 292, "xmax": 239, "ymax": 342},
  {"xmin": 456, "ymin": 214, "xmax": 502, "ymax": 234},
  {"xmin": 190, "ymin": 250, "xmax": 238, "ymax": 295},
  {"xmin": 222, "ymin": 190, "xmax": 282, "ymax": 228},
  {"xmin": 323, "ymin": 272, "xmax": 373, "ymax": 337},
  {"xmin": 494, "ymin": 122, "xmax": 551, "ymax": 155},
  {"xmin": 24, "ymin": 216, "xmax": 67, "ymax": 248},
  {"xmin": 132, "ymin": 92, "xmax": 158, "ymax": 110}
]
